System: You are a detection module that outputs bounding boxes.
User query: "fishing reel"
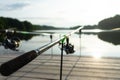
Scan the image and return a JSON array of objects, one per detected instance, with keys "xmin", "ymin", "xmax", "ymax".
[
  {"xmin": 63, "ymin": 43, "xmax": 75, "ymax": 54},
  {"xmin": 2, "ymin": 37, "xmax": 20, "ymax": 51},
  {"xmin": 1, "ymin": 29, "xmax": 20, "ymax": 51},
  {"xmin": 60, "ymin": 37, "xmax": 75, "ymax": 54}
]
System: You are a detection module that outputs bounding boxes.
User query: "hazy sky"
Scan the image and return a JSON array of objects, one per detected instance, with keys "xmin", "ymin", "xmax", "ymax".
[{"xmin": 0, "ymin": 0, "xmax": 120, "ymax": 27}]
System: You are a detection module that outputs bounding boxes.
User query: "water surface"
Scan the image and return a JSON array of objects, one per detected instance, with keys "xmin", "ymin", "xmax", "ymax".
[{"xmin": 0, "ymin": 30, "xmax": 120, "ymax": 58}]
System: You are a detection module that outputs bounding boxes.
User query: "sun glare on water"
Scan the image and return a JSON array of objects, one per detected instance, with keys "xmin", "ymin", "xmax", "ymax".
[{"xmin": 92, "ymin": 53, "xmax": 102, "ymax": 59}]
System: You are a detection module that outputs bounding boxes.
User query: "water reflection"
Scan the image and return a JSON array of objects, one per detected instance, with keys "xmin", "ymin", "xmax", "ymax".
[
  {"xmin": 80, "ymin": 34, "xmax": 120, "ymax": 57},
  {"xmin": 82, "ymin": 29, "xmax": 120, "ymax": 45},
  {"xmin": 0, "ymin": 33, "xmax": 36, "ymax": 52},
  {"xmin": 0, "ymin": 30, "xmax": 120, "ymax": 58},
  {"xmin": 0, "ymin": 33, "xmax": 35, "ymax": 42},
  {"xmin": 98, "ymin": 30, "xmax": 120, "ymax": 45}
]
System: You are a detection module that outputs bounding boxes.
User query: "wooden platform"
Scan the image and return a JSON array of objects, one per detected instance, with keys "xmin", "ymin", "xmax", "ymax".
[{"xmin": 0, "ymin": 54, "xmax": 120, "ymax": 80}]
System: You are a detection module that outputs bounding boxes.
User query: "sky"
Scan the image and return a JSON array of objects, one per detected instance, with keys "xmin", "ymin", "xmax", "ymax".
[{"xmin": 0, "ymin": 0, "xmax": 120, "ymax": 27}]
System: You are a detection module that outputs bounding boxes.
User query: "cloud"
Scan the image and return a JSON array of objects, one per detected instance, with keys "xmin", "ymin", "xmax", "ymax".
[{"xmin": 0, "ymin": 2, "xmax": 29, "ymax": 11}]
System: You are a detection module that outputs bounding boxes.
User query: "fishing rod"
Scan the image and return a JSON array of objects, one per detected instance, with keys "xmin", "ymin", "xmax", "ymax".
[
  {"xmin": 0, "ymin": 29, "xmax": 52, "ymax": 35},
  {"xmin": 0, "ymin": 26, "xmax": 84, "ymax": 76},
  {"xmin": 0, "ymin": 29, "xmax": 52, "ymax": 51}
]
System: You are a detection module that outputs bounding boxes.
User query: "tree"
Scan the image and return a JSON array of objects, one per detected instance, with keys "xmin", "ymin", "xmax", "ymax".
[
  {"xmin": 98, "ymin": 15, "xmax": 120, "ymax": 29},
  {"xmin": 22, "ymin": 21, "xmax": 33, "ymax": 31}
]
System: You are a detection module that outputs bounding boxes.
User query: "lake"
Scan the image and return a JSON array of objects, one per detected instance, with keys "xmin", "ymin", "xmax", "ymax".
[{"xmin": 0, "ymin": 30, "xmax": 120, "ymax": 58}]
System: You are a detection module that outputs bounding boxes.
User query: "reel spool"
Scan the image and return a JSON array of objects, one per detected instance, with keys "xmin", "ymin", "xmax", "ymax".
[
  {"xmin": 63, "ymin": 43, "xmax": 75, "ymax": 54},
  {"xmin": 60, "ymin": 36, "xmax": 75, "ymax": 54},
  {"xmin": 1, "ymin": 29, "xmax": 20, "ymax": 51},
  {"xmin": 2, "ymin": 37, "xmax": 20, "ymax": 51}
]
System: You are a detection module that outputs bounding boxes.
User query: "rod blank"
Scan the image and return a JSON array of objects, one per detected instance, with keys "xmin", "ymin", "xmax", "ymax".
[{"xmin": 0, "ymin": 26, "xmax": 83, "ymax": 76}]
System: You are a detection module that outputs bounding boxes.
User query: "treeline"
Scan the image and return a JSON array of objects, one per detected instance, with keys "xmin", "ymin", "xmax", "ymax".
[
  {"xmin": 98, "ymin": 15, "xmax": 120, "ymax": 30},
  {"xmin": 33, "ymin": 25, "xmax": 57, "ymax": 30},
  {"xmin": 69, "ymin": 25, "xmax": 98, "ymax": 29},
  {"xmin": 0, "ymin": 17, "xmax": 33, "ymax": 31},
  {"xmin": 0, "ymin": 17, "xmax": 56, "ymax": 31},
  {"xmin": 70, "ymin": 15, "xmax": 120, "ymax": 30},
  {"xmin": 93, "ymin": 15, "xmax": 120, "ymax": 29},
  {"xmin": 98, "ymin": 15, "xmax": 120, "ymax": 45},
  {"xmin": 1, "ymin": 15, "xmax": 120, "ymax": 30}
]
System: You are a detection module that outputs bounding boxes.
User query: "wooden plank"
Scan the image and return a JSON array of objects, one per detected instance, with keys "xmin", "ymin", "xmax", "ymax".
[{"xmin": 0, "ymin": 55, "xmax": 120, "ymax": 80}]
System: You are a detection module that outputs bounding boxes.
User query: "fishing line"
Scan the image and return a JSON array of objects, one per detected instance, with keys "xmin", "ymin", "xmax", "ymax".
[
  {"xmin": 50, "ymin": 34, "xmax": 53, "ymax": 58},
  {"xmin": 65, "ymin": 30, "xmax": 82, "ymax": 80}
]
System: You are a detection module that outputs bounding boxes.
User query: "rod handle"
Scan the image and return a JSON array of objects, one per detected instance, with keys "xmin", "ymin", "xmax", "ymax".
[{"xmin": 0, "ymin": 50, "xmax": 38, "ymax": 76}]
